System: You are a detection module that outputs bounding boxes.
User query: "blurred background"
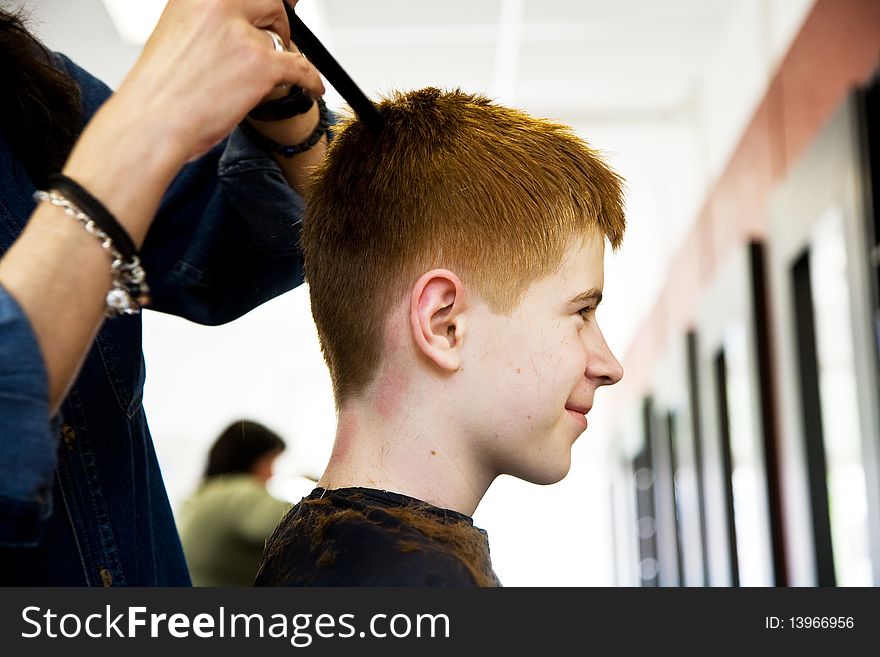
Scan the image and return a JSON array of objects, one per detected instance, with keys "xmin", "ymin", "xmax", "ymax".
[{"xmin": 20, "ymin": 0, "xmax": 880, "ymax": 586}]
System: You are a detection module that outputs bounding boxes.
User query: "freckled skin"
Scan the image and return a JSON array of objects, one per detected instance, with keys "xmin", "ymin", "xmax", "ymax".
[{"xmin": 452, "ymin": 234, "xmax": 623, "ymax": 486}]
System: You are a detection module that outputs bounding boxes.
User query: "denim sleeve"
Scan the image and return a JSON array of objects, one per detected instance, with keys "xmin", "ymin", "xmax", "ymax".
[
  {"xmin": 138, "ymin": 128, "xmax": 306, "ymax": 325},
  {"xmin": 0, "ymin": 286, "xmax": 56, "ymax": 547}
]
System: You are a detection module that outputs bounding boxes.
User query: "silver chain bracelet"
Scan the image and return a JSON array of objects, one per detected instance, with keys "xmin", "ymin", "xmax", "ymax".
[{"xmin": 34, "ymin": 189, "xmax": 150, "ymax": 316}]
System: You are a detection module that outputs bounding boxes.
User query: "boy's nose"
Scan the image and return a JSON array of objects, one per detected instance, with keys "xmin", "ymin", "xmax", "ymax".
[
  {"xmin": 586, "ymin": 328, "xmax": 624, "ymax": 386},
  {"xmin": 601, "ymin": 350, "xmax": 624, "ymax": 386}
]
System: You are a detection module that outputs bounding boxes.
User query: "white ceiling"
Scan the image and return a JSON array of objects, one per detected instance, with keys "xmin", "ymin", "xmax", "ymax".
[
  {"xmin": 26, "ymin": 0, "xmax": 741, "ymax": 122},
  {"xmin": 317, "ymin": 0, "xmax": 738, "ymax": 121}
]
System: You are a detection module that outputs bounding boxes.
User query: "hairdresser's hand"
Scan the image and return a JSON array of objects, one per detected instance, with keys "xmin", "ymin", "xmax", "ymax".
[
  {"xmin": 118, "ymin": 0, "xmax": 324, "ymax": 161},
  {"xmin": 245, "ymin": 33, "xmax": 329, "ymax": 194},
  {"xmin": 62, "ymin": 0, "xmax": 324, "ymax": 247}
]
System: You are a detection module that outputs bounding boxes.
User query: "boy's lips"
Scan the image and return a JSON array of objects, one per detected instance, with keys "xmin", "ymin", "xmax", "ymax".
[
  {"xmin": 565, "ymin": 403, "xmax": 590, "ymax": 415},
  {"xmin": 565, "ymin": 404, "xmax": 590, "ymax": 428}
]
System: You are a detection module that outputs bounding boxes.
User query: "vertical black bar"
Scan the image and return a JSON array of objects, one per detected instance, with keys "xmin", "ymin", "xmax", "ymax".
[
  {"xmin": 714, "ymin": 350, "xmax": 740, "ymax": 587},
  {"xmin": 609, "ymin": 480, "xmax": 621, "ymax": 588},
  {"xmin": 686, "ymin": 331, "xmax": 711, "ymax": 586},
  {"xmin": 791, "ymin": 251, "xmax": 837, "ymax": 586},
  {"xmin": 856, "ymin": 69, "xmax": 880, "ymax": 589},
  {"xmin": 667, "ymin": 411, "xmax": 686, "ymax": 586},
  {"xmin": 857, "ymin": 73, "xmax": 880, "ymax": 256},
  {"xmin": 855, "ymin": 74, "xmax": 880, "ymax": 439},
  {"xmin": 650, "ymin": 404, "xmax": 680, "ymax": 587},
  {"xmin": 748, "ymin": 241, "xmax": 789, "ymax": 586},
  {"xmin": 634, "ymin": 398, "xmax": 659, "ymax": 587}
]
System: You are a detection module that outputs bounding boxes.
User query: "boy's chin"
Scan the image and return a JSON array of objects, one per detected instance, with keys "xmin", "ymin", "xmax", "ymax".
[
  {"xmin": 515, "ymin": 458, "xmax": 572, "ymax": 486},
  {"xmin": 533, "ymin": 469, "xmax": 571, "ymax": 486}
]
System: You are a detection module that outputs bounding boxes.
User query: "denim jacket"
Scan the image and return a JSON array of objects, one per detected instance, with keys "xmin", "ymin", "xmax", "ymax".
[{"xmin": 0, "ymin": 55, "xmax": 307, "ymax": 585}]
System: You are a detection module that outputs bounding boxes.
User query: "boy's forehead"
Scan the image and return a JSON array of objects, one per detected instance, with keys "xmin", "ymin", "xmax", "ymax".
[
  {"xmin": 516, "ymin": 234, "xmax": 606, "ymax": 307},
  {"xmin": 555, "ymin": 233, "xmax": 606, "ymax": 286}
]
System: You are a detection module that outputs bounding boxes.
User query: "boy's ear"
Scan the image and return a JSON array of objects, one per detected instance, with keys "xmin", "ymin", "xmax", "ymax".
[{"xmin": 410, "ymin": 269, "xmax": 466, "ymax": 372}]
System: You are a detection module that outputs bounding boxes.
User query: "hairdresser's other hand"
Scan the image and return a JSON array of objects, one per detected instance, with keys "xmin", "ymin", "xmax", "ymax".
[{"xmin": 120, "ymin": 0, "xmax": 323, "ymax": 161}]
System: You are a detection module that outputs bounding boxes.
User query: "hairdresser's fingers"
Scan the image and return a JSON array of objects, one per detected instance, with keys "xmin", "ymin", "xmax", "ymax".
[
  {"xmin": 256, "ymin": 7, "xmax": 292, "ymax": 47},
  {"xmin": 241, "ymin": 0, "xmax": 292, "ymax": 26},
  {"xmin": 250, "ymin": 27, "xmax": 324, "ymax": 99},
  {"xmin": 105, "ymin": 0, "xmax": 320, "ymax": 161},
  {"xmin": 273, "ymin": 49, "xmax": 325, "ymax": 98}
]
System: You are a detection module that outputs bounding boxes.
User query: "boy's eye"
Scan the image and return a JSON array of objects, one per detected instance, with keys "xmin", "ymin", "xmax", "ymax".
[{"xmin": 577, "ymin": 306, "xmax": 595, "ymax": 320}]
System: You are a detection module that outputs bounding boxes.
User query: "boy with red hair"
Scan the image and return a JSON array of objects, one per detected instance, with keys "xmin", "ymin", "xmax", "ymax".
[{"xmin": 257, "ymin": 88, "xmax": 625, "ymax": 586}]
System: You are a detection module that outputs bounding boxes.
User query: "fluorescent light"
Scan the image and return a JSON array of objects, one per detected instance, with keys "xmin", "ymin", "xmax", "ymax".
[{"xmin": 102, "ymin": 0, "xmax": 167, "ymax": 45}]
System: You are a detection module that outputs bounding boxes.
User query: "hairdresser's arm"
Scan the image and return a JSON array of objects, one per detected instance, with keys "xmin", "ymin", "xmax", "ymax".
[
  {"xmin": 238, "ymin": 21, "xmax": 328, "ymax": 194},
  {"xmin": 245, "ymin": 92, "xmax": 328, "ymax": 194},
  {"xmin": 0, "ymin": 112, "xmax": 184, "ymax": 413},
  {"xmin": 0, "ymin": 0, "xmax": 322, "ymax": 412}
]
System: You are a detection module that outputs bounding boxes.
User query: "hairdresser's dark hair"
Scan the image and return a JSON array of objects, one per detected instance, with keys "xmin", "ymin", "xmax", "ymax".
[
  {"xmin": 204, "ymin": 420, "xmax": 286, "ymax": 480},
  {"xmin": 0, "ymin": 6, "xmax": 82, "ymax": 186}
]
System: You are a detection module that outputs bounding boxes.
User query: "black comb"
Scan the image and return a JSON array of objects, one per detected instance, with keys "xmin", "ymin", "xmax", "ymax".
[{"xmin": 283, "ymin": 0, "xmax": 384, "ymax": 133}]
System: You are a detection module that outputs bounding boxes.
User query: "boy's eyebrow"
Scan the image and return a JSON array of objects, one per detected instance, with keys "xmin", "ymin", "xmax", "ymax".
[{"xmin": 568, "ymin": 288, "xmax": 603, "ymax": 306}]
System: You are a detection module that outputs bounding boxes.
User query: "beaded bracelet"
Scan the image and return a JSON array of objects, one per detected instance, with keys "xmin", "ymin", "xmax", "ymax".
[
  {"xmin": 239, "ymin": 97, "xmax": 329, "ymax": 157},
  {"xmin": 33, "ymin": 188, "xmax": 150, "ymax": 316}
]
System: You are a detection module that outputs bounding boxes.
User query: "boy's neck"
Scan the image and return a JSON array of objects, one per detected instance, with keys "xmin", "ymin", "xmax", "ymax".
[{"xmin": 318, "ymin": 401, "xmax": 493, "ymax": 517}]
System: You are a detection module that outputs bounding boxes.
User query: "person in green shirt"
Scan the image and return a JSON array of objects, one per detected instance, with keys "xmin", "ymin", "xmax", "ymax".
[{"xmin": 178, "ymin": 420, "xmax": 292, "ymax": 586}]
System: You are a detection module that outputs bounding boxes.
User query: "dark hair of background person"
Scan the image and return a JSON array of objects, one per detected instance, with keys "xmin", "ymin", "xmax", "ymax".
[
  {"xmin": 0, "ymin": 6, "xmax": 82, "ymax": 186},
  {"xmin": 204, "ymin": 420, "xmax": 286, "ymax": 480}
]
